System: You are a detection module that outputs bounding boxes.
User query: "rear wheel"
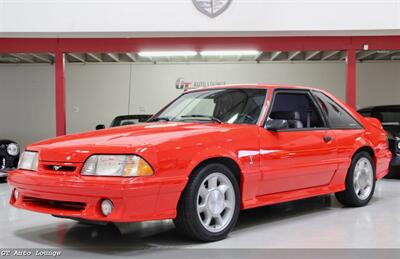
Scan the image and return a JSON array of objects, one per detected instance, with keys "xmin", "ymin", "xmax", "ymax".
[
  {"xmin": 174, "ymin": 163, "xmax": 240, "ymax": 242},
  {"xmin": 335, "ymin": 151, "xmax": 376, "ymax": 207}
]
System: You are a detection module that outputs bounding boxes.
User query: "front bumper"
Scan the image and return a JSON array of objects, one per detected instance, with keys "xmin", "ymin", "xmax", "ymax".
[{"xmin": 8, "ymin": 169, "xmax": 187, "ymax": 222}]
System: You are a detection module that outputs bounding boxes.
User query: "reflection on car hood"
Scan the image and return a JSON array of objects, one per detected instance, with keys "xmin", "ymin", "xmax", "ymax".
[{"xmin": 27, "ymin": 122, "xmax": 240, "ymax": 162}]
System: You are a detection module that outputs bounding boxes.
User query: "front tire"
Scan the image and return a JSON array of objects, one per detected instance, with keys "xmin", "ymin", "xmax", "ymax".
[
  {"xmin": 335, "ymin": 151, "xmax": 376, "ymax": 207},
  {"xmin": 174, "ymin": 163, "xmax": 240, "ymax": 242}
]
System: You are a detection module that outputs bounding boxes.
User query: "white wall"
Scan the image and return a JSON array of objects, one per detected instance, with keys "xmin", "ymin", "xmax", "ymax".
[
  {"xmin": 130, "ymin": 62, "xmax": 346, "ymax": 112},
  {"xmin": 357, "ymin": 62, "xmax": 400, "ymax": 108},
  {"xmin": 66, "ymin": 64, "xmax": 132, "ymax": 134},
  {"xmin": 0, "ymin": 0, "xmax": 399, "ymax": 37},
  {"xmin": 0, "ymin": 64, "xmax": 55, "ymax": 148},
  {"xmin": 66, "ymin": 62, "xmax": 346, "ymax": 133},
  {"xmin": 1, "ymin": 61, "xmax": 400, "ymax": 147}
]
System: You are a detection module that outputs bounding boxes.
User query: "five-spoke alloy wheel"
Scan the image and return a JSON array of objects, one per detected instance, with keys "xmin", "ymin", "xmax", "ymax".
[
  {"xmin": 196, "ymin": 172, "xmax": 235, "ymax": 233},
  {"xmin": 353, "ymin": 157, "xmax": 374, "ymax": 200},
  {"xmin": 174, "ymin": 163, "xmax": 240, "ymax": 241},
  {"xmin": 335, "ymin": 151, "xmax": 376, "ymax": 207}
]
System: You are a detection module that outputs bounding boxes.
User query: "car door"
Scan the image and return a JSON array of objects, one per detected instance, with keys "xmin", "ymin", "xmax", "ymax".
[
  {"xmin": 257, "ymin": 89, "xmax": 338, "ymax": 196},
  {"xmin": 312, "ymin": 90, "xmax": 365, "ymax": 176}
]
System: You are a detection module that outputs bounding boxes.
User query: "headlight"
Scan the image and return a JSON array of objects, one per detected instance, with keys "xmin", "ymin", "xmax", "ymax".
[
  {"xmin": 397, "ymin": 141, "xmax": 400, "ymax": 151},
  {"xmin": 81, "ymin": 155, "xmax": 154, "ymax": 177},
  {"xmin": 7, "ymin": 143, "xmax": 19, "ymax": 156},
  {"xmin": 18, "ymin": 151, "xmax": 39, "ymax": 171}
]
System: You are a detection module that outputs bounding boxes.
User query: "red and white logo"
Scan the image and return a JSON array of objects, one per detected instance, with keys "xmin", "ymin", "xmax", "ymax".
[{"xmin": 175, "ymin": 77, "xmax": 192, "ymax": 90}]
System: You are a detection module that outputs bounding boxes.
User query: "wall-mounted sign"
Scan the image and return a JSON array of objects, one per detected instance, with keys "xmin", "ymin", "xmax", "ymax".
[
  {"xmin": 192, "ymin": 0, "xmax": 232, "ymax": 18},
  {"xmin": 175, "ymin": 77, "xmax": 226, "ymax": 91}
]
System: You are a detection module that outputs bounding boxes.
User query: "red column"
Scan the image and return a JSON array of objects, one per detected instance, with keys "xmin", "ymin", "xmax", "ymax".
[
  {"xmin": 346, "ymin": 49, "xmax": 357, "ymax": 109},
  {"xmin": 55, "ymin": 52, "xmax": 66, "ymax": 136}
]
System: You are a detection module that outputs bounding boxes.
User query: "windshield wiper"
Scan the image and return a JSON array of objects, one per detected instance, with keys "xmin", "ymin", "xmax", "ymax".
[
  {"xmin": 148, "ymin": 117, "xmax": 170, "ymax": 122},
  {"xmin": 180, "ymin": 115, "xmax": 222, "ymax": 124}
]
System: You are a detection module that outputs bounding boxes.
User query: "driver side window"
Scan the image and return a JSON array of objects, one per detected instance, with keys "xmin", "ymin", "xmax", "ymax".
[{"xmin": 268, "ymin": 91, "xmax": 325, "ymax": 130}]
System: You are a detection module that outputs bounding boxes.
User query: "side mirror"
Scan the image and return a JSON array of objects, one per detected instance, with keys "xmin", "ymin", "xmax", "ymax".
[
  {"xmin": 96, "ymin": 124, "xmax": 106, "ymax": 130},
  {"xmin": 265, "ymin": 119, "xmax": 288, "ymax": 132}
]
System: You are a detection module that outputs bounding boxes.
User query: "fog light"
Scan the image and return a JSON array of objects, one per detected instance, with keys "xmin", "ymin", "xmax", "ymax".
[
  {"xmin": 14, "ymin": 189, "xmax": 19, "ymax": 200},
  {"xmin": 100, "ymin": 199, "xmax": 113, "ymax": 216}
]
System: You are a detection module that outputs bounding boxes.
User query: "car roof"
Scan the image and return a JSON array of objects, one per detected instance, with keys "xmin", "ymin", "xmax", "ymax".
[{"xmin": 185, "ymin": 84, "xmax": 325, "ymax": 93}]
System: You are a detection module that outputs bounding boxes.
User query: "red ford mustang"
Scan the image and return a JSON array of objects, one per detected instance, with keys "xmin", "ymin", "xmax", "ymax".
[{"xmin": 9, "ymin": 85, "xmax": 391, "ymax": 241}]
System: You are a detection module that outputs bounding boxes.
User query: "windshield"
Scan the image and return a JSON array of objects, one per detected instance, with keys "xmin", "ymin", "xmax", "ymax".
[{"xmin": 153, "ymin": 88, "xmax": 267, "ymax": 124}]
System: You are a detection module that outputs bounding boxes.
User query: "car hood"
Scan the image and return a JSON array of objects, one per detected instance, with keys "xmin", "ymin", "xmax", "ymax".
[{"xmin": 28, "ymin": 122, "xmax": 239, "ymax": 163}]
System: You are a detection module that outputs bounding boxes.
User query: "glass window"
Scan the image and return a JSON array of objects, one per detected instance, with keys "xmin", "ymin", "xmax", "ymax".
[
  {"xmin": 371, "ymin": 109, "xmax": 400, "ymax": 123},
  {"xmin": 154, "ymin": 88, "xmax": 267, "ymax": 124},
  {"xmin": 268, "ymin": 92, "xmax": 325, "ymax": 129},
  {"xmin": 313, "ymin": 91, "xmax": 362, "ymax": 129}
]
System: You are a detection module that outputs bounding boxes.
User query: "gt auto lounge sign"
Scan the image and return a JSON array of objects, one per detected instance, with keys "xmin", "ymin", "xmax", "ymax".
[
  {"xmin": 193, "ymin": 0, "xmax": 232, "ymax": 18},
  {"xmin": 176, "ymin": 77, "xmax": 226, "ymax": 90}
]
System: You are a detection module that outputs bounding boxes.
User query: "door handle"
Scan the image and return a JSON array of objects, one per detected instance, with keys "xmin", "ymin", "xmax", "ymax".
[{"xmin": 323, "ymin": 136, "xmax": 333, "ymax": 142}]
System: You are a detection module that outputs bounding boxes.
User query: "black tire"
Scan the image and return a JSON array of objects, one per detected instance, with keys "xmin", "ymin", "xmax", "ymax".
[
  {"xmin": 174, "ymin": 163, "xmax": 240, "ymax": 242},
  {"xmin": 335, "ymin": 151, "xmax": 376, "ymax": 207}
]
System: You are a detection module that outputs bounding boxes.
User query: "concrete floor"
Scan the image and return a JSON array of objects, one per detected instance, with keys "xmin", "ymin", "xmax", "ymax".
[{"xmin": 1, "ymin": 180, "xmax": 400, "ymax": 258}]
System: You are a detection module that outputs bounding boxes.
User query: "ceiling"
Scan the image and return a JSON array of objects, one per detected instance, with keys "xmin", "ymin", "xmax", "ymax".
[{"xmin": 1, "ymin": 50, "xmax": 400, "ymax": 64}]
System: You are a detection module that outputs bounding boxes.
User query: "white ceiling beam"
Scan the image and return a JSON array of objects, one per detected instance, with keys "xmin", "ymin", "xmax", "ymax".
[
  {"xmin": 125, "ymin": 53, "xmax": 136, "ymax": 62},
  {"xmin": 321, "ymin": 51, "xmax": 340, "ymax": 60},
  {"xmin": 9, "ymin": 53, "xmax": 34, "ymax": 63},
  {"xmin": 357, "ymin": 50, "xmax": 377, "ymax": 60},
  {"xmin": 305, "ymin": 51, "xmax": 320, "ymax": 60},
  {"xmin": 105, "ymin": 53, "xmax": 119, "ymax": 62},
  {"xmin": 270, "ymin": 51, "xmax": 282, "ymax": 61},
  {"xmin": 339, "ymin": 51, "xmax": 348, "ymax": 60},
  {"xmin": 374, "ymin": 51, "xmax": 393, "ymax": 60},
  {"xmin": 30, "ymin": 54, "xmax": 51, "ymax": 63},
  {"xmin": 255, "ymin": 52, "xmax": 268, "ymax": 62},
  {"xmin": 67, "ymin": 53, "xmax": 85, "ymax": 63},
  {"xmin": 87, "ymin": 53, "xmax": 103, "ymax": 62},
  {"xmin": 288, "ymin": 51, "xmax": 302, "ymax": 60}
]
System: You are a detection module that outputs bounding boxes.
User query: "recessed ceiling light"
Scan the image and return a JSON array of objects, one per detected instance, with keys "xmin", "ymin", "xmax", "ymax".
[
  {"xmin": 200, "ymin": 50, "xmax": 260, "ymax": 56},
  {"xmin": 138, "ymin": 51, "xmax": 197, "ymax": 57}
]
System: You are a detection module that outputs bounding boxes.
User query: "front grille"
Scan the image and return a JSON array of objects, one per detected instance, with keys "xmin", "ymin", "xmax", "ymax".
[
  {"xmin": 23, "ymin": 196, "xmax": 86, "ymax": 212},
  {"xmin": 39, "ymin": 161, "xmax": 81, "ymax": 174}
]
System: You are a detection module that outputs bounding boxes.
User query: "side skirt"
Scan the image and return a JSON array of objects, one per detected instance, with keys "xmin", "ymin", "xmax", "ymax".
[{"xmin": 242, "ymin": 184, "xmax": 345, "ymax": 210}]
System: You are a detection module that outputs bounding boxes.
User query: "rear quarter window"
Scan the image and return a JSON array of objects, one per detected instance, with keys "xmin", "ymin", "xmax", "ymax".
[{"xmin": 313, "ymin": 91, "xmax": 362, "ymax": 129}]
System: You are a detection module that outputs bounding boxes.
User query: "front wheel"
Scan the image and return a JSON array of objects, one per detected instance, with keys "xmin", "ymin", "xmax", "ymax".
[
  {"xmin": 335, "ymin": 151, "xmax": 376, "ymax": 207},
  {"xmin": 174, "ymin": 163, "xmax": 240, "ymax": 242}
]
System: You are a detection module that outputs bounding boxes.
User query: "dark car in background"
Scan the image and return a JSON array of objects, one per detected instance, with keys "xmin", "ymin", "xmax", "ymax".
[
  {"xmin": 0, "ymin": 140, "xmax": 20, "ymax": 181},
  {"xmin": 358, "ymin": 105, "xmax": 400, "ymax": 177},
  {"xmin": 96, "ymin": 114, "xmax": 153, "ymax": 130}
]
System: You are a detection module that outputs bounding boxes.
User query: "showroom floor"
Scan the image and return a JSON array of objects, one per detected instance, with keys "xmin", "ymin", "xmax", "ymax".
[{"xmin": 1, "ymin": 180, "xmax": 400, "ymax": 257}]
